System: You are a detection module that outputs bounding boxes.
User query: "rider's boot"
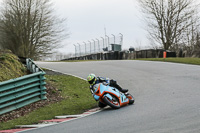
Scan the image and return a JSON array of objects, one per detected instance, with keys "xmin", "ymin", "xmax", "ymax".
[
  {"xmin": 115, "ymin": 84, "xmax": 128, "ymax": 93},
  {"xmin": 120, "ymin": 88, "xmax": 129, "ymax": 93}
]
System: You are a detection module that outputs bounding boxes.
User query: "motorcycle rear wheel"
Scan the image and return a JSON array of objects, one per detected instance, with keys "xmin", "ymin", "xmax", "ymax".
[
  {"xmin": 126, "ymin": 93, "xmax": 135, "ymax": 104},
  {"xmin": 103, "ymin": 95, "xmax": 120, "ymax": 109}
]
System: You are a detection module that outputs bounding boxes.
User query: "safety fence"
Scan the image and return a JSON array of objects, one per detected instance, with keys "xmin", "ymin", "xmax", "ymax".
[
  {"xmin": 74, "ymin": 34, "xmax": 123, "ymax": 57},
  {"xmin": 0, "ymin": 58, "xmax": 46, "ymax": 115}
]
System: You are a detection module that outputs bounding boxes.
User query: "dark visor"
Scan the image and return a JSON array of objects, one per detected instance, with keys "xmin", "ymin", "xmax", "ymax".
[{"xmin": 88, "ymin": 78, "xmax": 95, "ymax": 84}]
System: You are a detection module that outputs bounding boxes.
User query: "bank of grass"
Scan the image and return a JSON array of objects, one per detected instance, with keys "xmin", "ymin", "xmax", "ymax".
[
  {"xmin": 136, "ymin": 57, "xmax": 200, "ymax": 65},
  {"xmin": 0, "ymin": 74, "xmax": 97, "ymax": 130},
  {"xmin": 0, "ymin": 50, "xmax": 28, "ymax": 82}
]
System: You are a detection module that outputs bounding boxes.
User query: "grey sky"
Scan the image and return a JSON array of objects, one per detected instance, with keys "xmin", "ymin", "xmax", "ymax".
[
  {"xmin": 53, "ymin": 0, "xmax": 148, "ymax": 54},
  {"xmin": 0, "ymin": 0, "xmax": 148, "ymax": 54}
]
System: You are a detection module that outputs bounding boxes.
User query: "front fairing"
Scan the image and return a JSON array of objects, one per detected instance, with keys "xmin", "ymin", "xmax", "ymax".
[
  {"xmin": 100, "ymin": 84, "xmax": 120, "ymax": 97},
  {"xmin": 93, "ymin": 94, "xmax": 100, "ymax": 101},
  {"xmin": 93, "ymin": 83, "xmax": 129, "ymax": 105},
  {"xmin": 100, "ymin": 84, "xmax": 129, "ymax": 105},
  {"xmin": 93, "ymin": 83, "xmax": 120, "ymax": 100}
]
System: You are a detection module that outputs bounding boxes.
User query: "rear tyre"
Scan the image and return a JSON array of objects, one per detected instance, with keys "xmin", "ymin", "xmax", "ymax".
[
  {"xmin": 126, "ymin": 93, "xmax": 135, "ymax": 104},
  {"xmin": 103, "ymin": 95, "xmax": 120, "ymax": 109}
]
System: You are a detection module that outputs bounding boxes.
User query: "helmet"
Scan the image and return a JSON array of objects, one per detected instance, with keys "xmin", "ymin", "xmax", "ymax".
[{"xmin": 87, "ymin": 73, "xmax": 96, "ymax": 85}]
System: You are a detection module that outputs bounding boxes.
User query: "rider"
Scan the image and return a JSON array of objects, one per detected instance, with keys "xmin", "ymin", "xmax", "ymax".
[{"xmin": 87, "ymin": 73, "xmax": 128, "ymax": 108}]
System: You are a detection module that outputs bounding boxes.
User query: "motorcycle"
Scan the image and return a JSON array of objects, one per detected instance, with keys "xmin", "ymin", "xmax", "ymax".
[{"xmin": 93, "ymin": 83, "xmax": 135, "ymax": 109}]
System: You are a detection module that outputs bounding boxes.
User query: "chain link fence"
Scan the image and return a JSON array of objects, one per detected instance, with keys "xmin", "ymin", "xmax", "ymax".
[{"xmin": 74, "ymin": 34, "xmax": 123, "ymax": 57}]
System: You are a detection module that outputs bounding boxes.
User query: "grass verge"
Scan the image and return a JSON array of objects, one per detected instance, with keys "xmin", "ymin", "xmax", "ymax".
[
  {"xmin": 136, "ymin": 58, "xmax": 200, "ymax": 65},
  {"xmin": 0, "ymin": 50, "xmax": 28, "ymax": 82},
  {"xmin": 0, "ymin": 74, "xmax": 97, "ymax": 130}
]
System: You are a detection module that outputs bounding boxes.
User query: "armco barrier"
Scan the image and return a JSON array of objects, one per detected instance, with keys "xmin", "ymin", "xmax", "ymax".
[{"xmin": 0, "ymin": 58, "xmax": 46, "ymax": 115}]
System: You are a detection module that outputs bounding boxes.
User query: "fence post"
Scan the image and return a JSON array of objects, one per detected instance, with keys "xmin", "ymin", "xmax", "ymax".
[
  {"xmin": 163, "ymin": 51, "xmax": 167, "ymax": 58},
  {"xmin": 39, "ymin": 72, "xmax": 47, "ymax": 100}
]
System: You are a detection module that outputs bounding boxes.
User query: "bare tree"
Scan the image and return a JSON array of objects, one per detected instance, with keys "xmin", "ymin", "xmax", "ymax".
[
  {"xmin": 137, "ymin": 0, "xmax": 200, "ymax": 51},
  {"xmin": 0, "ymin": 0, "xmax": 69, "ymax": 60},
  {"xmin": 196, "ymin": 33, "xmax": 200, "ymax": 48}
]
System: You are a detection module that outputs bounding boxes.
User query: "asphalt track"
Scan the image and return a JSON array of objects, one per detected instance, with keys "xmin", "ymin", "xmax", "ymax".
[{"xmin": 24, "ymin": 60, "xmax": 200, "ymax": 133}]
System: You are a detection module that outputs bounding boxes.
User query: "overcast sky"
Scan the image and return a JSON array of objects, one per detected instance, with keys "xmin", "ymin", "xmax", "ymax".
[
  {"xmin": 0, "ymin": 0, "xmax": 149, "ymax": 54},
  {"xmin": 53, "ymin": 0, "xmax": 149, "ymax": 54}
]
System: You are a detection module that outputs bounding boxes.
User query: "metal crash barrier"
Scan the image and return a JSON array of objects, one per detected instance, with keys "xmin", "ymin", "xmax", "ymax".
[{"xmin": 0, "ymin": 58, "xmax": 46, "ymax": 115}]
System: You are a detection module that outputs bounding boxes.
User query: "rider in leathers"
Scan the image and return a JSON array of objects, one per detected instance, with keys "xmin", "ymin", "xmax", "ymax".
[{"xmin": 87, "ymin": 73, "xmax": 128, "ymax": 108}]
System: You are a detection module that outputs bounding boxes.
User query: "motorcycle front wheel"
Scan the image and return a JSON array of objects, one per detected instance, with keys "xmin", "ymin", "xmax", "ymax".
[{"xmin": 103, "ymin": 95, "xmax": 120, "ymax": 109}]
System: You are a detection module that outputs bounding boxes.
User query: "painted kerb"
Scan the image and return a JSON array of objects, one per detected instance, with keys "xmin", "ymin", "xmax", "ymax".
[{"xmin": 0, "ymin": 58, "xmax": 46, "ymax": 115}]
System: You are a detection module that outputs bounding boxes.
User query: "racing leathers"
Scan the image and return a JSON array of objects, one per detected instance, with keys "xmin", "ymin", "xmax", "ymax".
[{"xmin": 89, "ymin": 77, "xmax": 128, "ymax": 107}]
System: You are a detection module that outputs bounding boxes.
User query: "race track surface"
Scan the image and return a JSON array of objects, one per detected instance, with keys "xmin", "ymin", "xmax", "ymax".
[{"xmin": 24, "ymin": 60, "xmax": 200, "ymax": 133}]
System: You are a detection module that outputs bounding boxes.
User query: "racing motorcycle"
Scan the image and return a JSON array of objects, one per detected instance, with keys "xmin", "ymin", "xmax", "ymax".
[{"xmin": 93, "ymin": 83, "xmax": 135, "ymax": 109}]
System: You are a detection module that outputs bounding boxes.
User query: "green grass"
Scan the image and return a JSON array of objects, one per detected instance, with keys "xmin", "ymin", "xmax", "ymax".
[
  {"xmin": 0, "ymin": 75, "xmax": 97, "ymax": 130},
  {"xmin": 0, "ymin": 51, "xmax": 28, "ymax": 82},
  {"xmin": 136, "ymin": 58, "xmax": 200, "ymax": 65}
]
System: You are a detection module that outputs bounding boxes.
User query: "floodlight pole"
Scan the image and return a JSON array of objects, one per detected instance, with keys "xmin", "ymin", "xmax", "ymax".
[
  {"xmin": 92, "ymin": 39, "xmax": 96, "ymax": 53},
  {"xmin": 73, "ymin": 44, "xmax": 77, "ymax": 57},
  {"xmin": 96, "ymin": 38, "xmax": 100, "ymax": 52},
  {"xmin": 119, "ymin": 33, "xmax": 123, "ymax": 46},
  {"xmin": 101, "ymin": 37, "xmax": 105, "ymax": 49},
  {"xmin": 83, "ymin": 42, "xmax": 87, "ymax": 55},
  {"xmin": 88, "ymin": 40, "xmax": 92, "ymax": 54},
  {"xmin": 77, "ymin": 43, "xmax": 81, "ymax": 56},
  {"xmin": 111, "ymin": 34, "xmax": 115, "ymax": 44},
  {"xmin": 105, "ymin": 35, "xmax": 109, "ymax": 51}
]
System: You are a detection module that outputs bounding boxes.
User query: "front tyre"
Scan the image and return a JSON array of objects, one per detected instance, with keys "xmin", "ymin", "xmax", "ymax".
[{"xmin": 103, "ymin": 95, "xmax": 120, "ymax": 109}]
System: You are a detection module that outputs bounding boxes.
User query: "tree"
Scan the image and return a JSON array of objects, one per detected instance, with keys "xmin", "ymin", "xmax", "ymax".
[
  {"xmin": 137, "ymin": 0, "xmax": 200, "ymax": 51},
  {"xmin": 195, "ymin": 33, "xmax": 200, "ymax": 50},
  {"xmin": 0, "ymin": 0, "xmax": 68, "ymax": 60}
]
